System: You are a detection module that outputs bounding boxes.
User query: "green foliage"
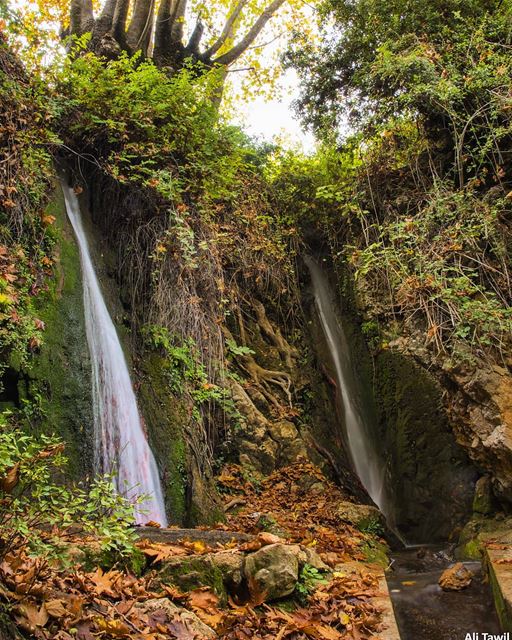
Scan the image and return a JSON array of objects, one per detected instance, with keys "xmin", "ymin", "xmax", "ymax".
[
  {"xmin": 357, "ymin": 517, "xmax": 384, "ymax": 537},
  {"xmin": 0, "ymin": 34, "xmax": 57, "ymax": 380},
  {"xmin": 288, "ymin": 0, "xmax": 506, "ymax": 133},
  {"xmin": 281, "ymin": 2, "xmax": 512, "ymax": 361},
  {"xmin": 142, "ymin": 325, "xmax": 241, "ymax": 424},
  {"xmin": 226, "ymin": 338, "xmax": 255, "ymax": 357},
  {"xmin": 0, "ymin": 417, "xmax": 141, "ymax": 565},
  {"xmin": 295, "ymin": 563, "xmax": 328, "ymax": 603},
  {"xmin": 56, "ymin": 47, "xmax": 253, "ymax": 205}
]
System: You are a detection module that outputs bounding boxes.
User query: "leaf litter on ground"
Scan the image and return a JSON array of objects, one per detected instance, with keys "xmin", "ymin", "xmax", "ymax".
[{"xmin": 0, "ymin": 461, "xmax": 385, "ymax": 639}]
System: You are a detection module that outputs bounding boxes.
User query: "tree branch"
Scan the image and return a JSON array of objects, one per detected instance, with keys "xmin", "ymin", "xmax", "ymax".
[
  {"xmin": 213, "ymin": 0, "xmax": 286, "ymax": 66},
  {"xmin": 186, "ymin": 19, "xmax": 204, "ymax": 56},
  {"xmin": 203, "ymin": 0, "xmax": 248, "ymax": 59}
]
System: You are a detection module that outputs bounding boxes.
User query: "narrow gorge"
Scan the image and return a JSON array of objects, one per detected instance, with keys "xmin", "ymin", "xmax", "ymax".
[{"xmin": 1, "ymin": 1, "xmax": 512, "ymax": 638}]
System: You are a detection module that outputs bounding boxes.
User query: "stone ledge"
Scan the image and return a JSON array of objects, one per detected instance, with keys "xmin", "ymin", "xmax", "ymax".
[
  {"xmin": 335, "ymin": 561, "xmax": 401, "ymax": 640},
  {"xmin": 485, "ymin": 543, "xmax": 512, "ymax": 632},
  {"xmin": 135, "ymin": 527, "xmax": 252, "ymax": 545}
]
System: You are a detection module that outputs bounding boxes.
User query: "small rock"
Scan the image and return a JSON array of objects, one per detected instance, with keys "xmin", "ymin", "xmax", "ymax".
[
  {"xmin": 473, "ymin": 476, "xmax": 495, "ymax": 516},
  {"xmin": 438, "ymin": 563, "xmax": 473, "ymax": 591},
  {"xmin": 244, "ymin": 543, "xmax": 299, "ymax": 601},
  {"xmin": 290, "ymin": 545, "xmax": 330, "ymax": 571},
  {"xmin": 337, "ymin": 501, "xmax": 383, "ymax": 530},
  {"xmin": 210, "ymin": 550, "xmax": 244, "ymax": 589},
  {"xmin": 136, "ymin": 598, "xmax": 216, "ymax": 638}
]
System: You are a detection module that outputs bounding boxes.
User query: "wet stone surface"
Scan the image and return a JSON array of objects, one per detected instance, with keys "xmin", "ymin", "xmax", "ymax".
[{"xmin": 387, "ymin": 546, "xmax": 501, "ymax": 640}]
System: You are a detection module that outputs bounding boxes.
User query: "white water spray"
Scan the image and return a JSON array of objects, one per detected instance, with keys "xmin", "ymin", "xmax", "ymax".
[
  {"xmin": 305, "ymin": 256, "xmax": 387, "ymax": 513},
  {"xmin": 62, "ymin": 183, "xmax": 167, "ymax": 526}
]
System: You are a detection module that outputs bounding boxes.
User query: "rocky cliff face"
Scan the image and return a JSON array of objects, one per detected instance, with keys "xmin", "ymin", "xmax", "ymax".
[
  {"xmin": 444, "ymin": 363, "xmax": 512, "ymax": 503},
  {"xmin": 385, "ymin": 335, "xmax": 512, "ymax": 508}
]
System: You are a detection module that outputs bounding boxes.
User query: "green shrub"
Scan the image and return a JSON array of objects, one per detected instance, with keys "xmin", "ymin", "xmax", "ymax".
[{"xmin": 0, "ymin": 416, "xmax": 141, "ymax": 566}]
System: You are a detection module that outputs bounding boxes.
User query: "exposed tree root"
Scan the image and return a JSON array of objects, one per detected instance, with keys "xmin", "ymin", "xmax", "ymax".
[{"xmin": 252, "ymin": 299, "xmax": 299, "ymax": 371}]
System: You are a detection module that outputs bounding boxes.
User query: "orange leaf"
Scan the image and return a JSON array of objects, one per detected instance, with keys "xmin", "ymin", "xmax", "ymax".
[{"xmin": 0, "ymin": 463, "xmax": 19, "ymax": 493}]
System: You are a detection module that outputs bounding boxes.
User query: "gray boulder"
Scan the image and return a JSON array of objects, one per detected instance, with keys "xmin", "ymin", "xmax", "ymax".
[{"xmin": 243, "ymin": 543, "xmax": 299, "ymax": 600}]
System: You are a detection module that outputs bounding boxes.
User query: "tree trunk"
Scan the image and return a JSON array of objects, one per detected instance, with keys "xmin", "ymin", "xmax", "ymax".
[
  {"xmin": 152, "ymin": 0, "xmax": 175, "ymax": 64},
  {"xmin": 126, "ymin": 0, "xmax": 155, "ymax": 55},
  {"xmin": 66, "ymin": 0, "xmax": 288, "ymax": 94}
]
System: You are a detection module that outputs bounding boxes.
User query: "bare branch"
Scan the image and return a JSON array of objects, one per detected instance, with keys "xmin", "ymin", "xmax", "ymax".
[
  {"xmin": 186, "ymin": 19, "xmax": 204, "ymax": 55},
  {"xmin": 213, "ymin": 0, "xmax": 286, "ymax": 66},
  {"xmin": 203, "ymin": 0, "xmax": 248, "ymax": 59}
]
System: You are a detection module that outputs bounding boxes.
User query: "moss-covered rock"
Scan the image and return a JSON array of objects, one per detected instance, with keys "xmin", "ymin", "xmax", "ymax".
[
  {"xmin": 154, "ymin": 554, "xmax": 229, "ymax": 601},
  {"xmin": 359, "ymin": 539, "xmax": 389, "ymax": 568},
  {"xmin": 374, "ymin": 350, "xmax": 477, "ymax": 542},
  {"xmin": 25, "ymin": 185, "xmax": 93, "ymax": 476},
  {"xmin": 138, "ymin": 351, "xmax": 223, "ymax": 526}
]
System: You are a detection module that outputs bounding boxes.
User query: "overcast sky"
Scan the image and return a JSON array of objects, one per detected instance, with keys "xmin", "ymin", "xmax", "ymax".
[{"xmin": 232, "ymin": 68, "xmax": 316, "ymax": 151}]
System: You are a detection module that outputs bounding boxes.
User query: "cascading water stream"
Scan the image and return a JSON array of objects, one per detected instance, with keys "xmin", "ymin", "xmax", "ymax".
[
  {"xmin": 306, "ymin": 257, "xmax": 503, "ymax": 638},
  {"xmin": 62, "ymin": 183, "xmax": 167, "ymax": 526},
  {"xmin": 305, "ymin": 256, "xmax": 387, "ymax": 515}
]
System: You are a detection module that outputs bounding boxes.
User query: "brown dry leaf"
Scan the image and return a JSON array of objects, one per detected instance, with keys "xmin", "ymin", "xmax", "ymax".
[
  {"xmin": 18, "ymin": 601, "xmax": 49, "ymax": 627},
  {"xmin": 76, "ymin": 621, "xmax": 96, "ymax": 640},
  {"xmin": 115, "ymin": 599, "xmax": 135, "ymax": 615},
  {"xmin": 162, "ymin": 584, "xmax": 188, "ymax": 602},
  {"xmin": 314, "ymin": 623, "xmax": 344, "ymax": 640},
  {"xmin": 188, "ymin": 587, "xmax": 220, "ymax": 611},
  {"xmin": 139, "ymin": 542, "xmax": 188, "ymax": 563},
  {"xmin": 41, "ymin": 214, "xmax": 56, "ymax": 226},
  {"xmin": 239, "ymin": 539, "xmax": 262, "ymax": 552},
  {"xmin": 257, "ymin": 532, "xmax": 282, "ymax": 545},
  {"xmin": 36, "ymin": 443, "xmax": 65, "ymax": 459},
  {"xmin": 45, "ymin": 598, "xmax": 67, "ymax": 618},
  {"xmin": 246, "ymin": 576, "xmax": 268, "ymax": 606},
  {"xmin": 67, "ymin": 595, "xmax": 84, "ymax": 620},
  {"xmin": 88, "ymin": 567, "xmax": 119, "ymax": 596},
  {"xmin": 183, "ymin": 539, "xmax": 209, "ymax": 555}
]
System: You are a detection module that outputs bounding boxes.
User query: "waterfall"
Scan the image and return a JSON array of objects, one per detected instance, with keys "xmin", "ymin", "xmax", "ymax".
[
  {"xmin": 305, "ymin": 256, "xmax": 387, "ymax": 514},
  {"xmin": 62, "ymin": 183, "xmax": 167, "ymax": 526}
]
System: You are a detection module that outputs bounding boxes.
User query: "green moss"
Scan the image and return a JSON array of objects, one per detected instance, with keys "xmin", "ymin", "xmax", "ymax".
[
  {"xmin": 374, "ymin": 350, "xmax": 476, "ymax": 542},
  {"xmin": 487, "ymin": 559, "xmax": 512, "ymax": 632},
  {"xmin": 138, "ymin": 352, "xmax": 189, "ymax": 523},
  {"xmin": 458, "ymin": 539, "xmax": 483, "ymax": 560},
  {"xmin": 360, "ymin": 538, "xmax": 389, "ymax": 567},
  {"xmin": 156, "ymin": 557, "xmax": 227, "ymax": 602},
  {"xmin": 23, "ymin": 185, "xmax": 93, "ymax": 477}
]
